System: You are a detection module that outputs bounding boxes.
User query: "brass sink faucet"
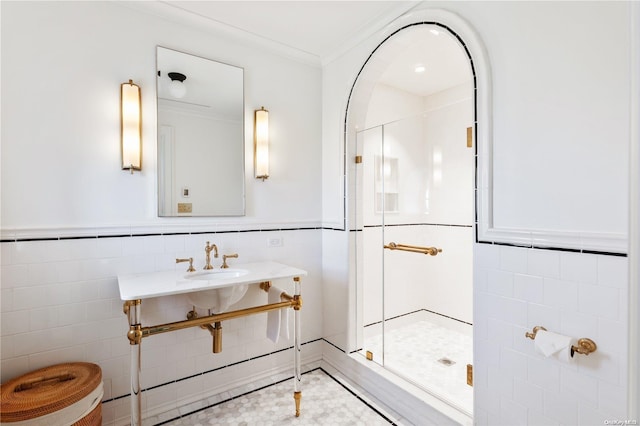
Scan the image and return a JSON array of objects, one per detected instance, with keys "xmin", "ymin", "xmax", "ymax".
[{"xmin": 204, "ymin": 241, "xmax": 218, "ymax": 270}]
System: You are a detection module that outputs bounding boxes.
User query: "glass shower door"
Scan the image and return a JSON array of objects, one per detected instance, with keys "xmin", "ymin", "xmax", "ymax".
[
  {"xmin": 356, "ymin": 124, "xmax": 385, "ymax": 367},
  {"xmin": 357, "ymin": 110, "xmax": 474, "ymax": 414}
]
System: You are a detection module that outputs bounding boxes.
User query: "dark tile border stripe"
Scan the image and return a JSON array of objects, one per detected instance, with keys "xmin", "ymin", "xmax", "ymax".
[
  {"xmin": 364, "ymin": 308, "xmax": 472, "ymax": 328},
  {"xmin": 321, "ymin": 367, "xmax": 397, "ymax": 425},
  {"xmin": 0, "ymin": 226, "xmax": 325, "ymax": 243},
  {"xmin": 155, "ymin": 367, "xmax": 396, "ymax": 426},
  {"xmin": 2, "ymin": 227, "xmax": 627, "ymax": 257},
  {"xmin": 102, "ymin": 338, "xmax": 324, "ymax": 403},
  {"xmin": 477, "ymin": 240, "xmax": 627, "ymax": 257}
]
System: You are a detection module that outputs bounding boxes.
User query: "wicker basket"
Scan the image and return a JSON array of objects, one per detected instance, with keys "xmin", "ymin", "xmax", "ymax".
[{"xmin": 0, "ymin": 362, "xmax": 102, "ymax": 425}]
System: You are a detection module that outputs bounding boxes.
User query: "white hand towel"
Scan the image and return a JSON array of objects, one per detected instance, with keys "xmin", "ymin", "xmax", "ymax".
[
  {"xmin": 534, "ymin": 330, "xmax": 573, "ymax": 360},
  {"xmin": 280, "ymin": 301, "xmax": 290, "ymax": 341},
  {"xmin": 266, "ymin": 286, "xmax": 282, "ymax": 343}
]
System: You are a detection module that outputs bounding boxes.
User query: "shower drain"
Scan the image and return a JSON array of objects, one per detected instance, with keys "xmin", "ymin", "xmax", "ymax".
[{"xmin": 437, "ymin": 357, "xmax": 456, "ymax": 366}]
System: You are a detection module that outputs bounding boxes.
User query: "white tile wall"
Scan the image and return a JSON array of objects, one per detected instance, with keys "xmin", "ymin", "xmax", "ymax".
[
  {"xmin": 0, "ymin": 229, "xmax": 322, "ymax": 424},
  {"xmin": 474, "ymin": 243, "xmax": 629, "ymax": 425}
]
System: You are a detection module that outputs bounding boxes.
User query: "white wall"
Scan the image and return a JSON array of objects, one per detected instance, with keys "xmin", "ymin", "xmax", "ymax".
[
  {"xmin": 1, "ymin": 2, "xmax": 323, "ymax": 424},
  {"xmin": 1, "ymin": 1, "xmax": 321, "ymax": 231},
  {"xmin": 322, "ymin": 1, "xmax": 633, "ymax": 424}
]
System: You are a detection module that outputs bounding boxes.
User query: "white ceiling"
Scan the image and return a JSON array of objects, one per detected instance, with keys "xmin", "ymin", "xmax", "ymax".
[
  {"xmin": 376, "ymin": 25, "xmax": 472, "ymax": 96},
  {"xmin": 138, "ymin": 1, "xmax": 420, "ymax": 63},
  {"xmin": 135, "ymin": 1, "xmax": 471, "ymax": 97}
]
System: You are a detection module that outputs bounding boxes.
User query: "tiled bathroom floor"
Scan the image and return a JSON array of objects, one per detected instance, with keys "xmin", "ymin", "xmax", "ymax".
[
  {"xmin": 155, "ymin": 368, "xmax": 402, "ymax": 426},
  {"xmin": 363, "ymin": 314, "xmax": 473, "ymax": 415}
]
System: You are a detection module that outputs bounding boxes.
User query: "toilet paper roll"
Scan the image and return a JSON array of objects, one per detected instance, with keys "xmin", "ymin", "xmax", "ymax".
[{"xmin": 534, "ymin": 330, "xmax": 574, "ymax": 363}]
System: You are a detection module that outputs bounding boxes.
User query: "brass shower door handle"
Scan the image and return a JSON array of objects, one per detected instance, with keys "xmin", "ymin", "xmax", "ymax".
[{"xmin": 383, "ymin": 242, "xmax": 442, "ymax": 256}]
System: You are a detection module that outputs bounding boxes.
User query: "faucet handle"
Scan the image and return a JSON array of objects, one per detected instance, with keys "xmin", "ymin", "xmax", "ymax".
[
  {"xmin": 221, "ymin": 253, "xmax": 238, "ymax": 269},
  {"xmin": 176, "ymin": 257, "xmax": 195, "ymax": 272}
]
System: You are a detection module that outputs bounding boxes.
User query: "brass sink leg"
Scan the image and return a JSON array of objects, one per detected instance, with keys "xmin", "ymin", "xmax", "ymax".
[{"xmin": 294, "ymin": 391, "xmax": 301, "ymax": 417}]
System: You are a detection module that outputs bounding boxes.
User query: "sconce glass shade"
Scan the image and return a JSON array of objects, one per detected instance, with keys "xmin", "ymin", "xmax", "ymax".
[
  {"xmin": 120, "ymin": 80, "xmax": 142, "ymax": 172},
  {"xmin": 254, "ymin": 107, "xmax": 269, "ymax": 180}
]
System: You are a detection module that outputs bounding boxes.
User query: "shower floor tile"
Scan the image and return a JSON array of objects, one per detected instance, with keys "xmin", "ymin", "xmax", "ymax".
[
  {"xmin": 157, "ymin": 369, "xmax": 399, "ymax": 425},
  {"xmin": 363, "ymin": 316, "xmax": 473, "ymax": 414}
]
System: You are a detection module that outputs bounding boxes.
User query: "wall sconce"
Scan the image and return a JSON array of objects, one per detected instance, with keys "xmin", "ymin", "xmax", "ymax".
[
  {"xmin": 167, "ymin": 72, "xmax": 187, "ymax": 99},
  {"xmin": 120, "ymin": 79, "xmax": 142, "ymax": 173},
  {"xmin": 254, "ymin": 106, "xmax": 269, "ymax": 181}
]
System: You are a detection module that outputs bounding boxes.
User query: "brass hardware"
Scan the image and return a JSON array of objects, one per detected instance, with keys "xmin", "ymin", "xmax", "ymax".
[
  {"xmin": 355, "ymin": 155, "xmax": 362, "ymax": 164},
  {"xmin": 466, "ymin": 364, "xmax": 473, "ymax": 386},
  {"xmin": 292, "ymin": 295, "xmax": 302, "ymax": 311},
  {"xmin": 525, "ymin": 325, "xmax": 547, "ymax": 340},
  {"xmin": 140, "ymin": 297, "xmax": 299, "ymax": 340},
  {"xmin": 294, "ymin": 391, "xmax": 302, "ymax": 417},
  {"xmin": 466, "ymin": 127, "xmax": 473, "ymax": 148},
  {"xmin": 259, "ymin": 281, "xmax": 272, "ymax": 292},
  {"xmin": 221, "ymin": 253, "xmax": 238, "ymax": 269},
  {"xmin": 571, "ymin": 338, "xmax": 597, "ymax": 357},
  {"xmin": 123, "ymin": 299, "xmax": 141, "ymax": 315},
  {"xmin": 384, "ymin": 242, "xmax": 442, "ymax": 256},
  {"xmin": 204, "ymin": 242, "xmax": 218, "ymax": 270},
  {"xmin": 123, "ymin": 275, "xmax": 303, "ymax": 423},
  {"xmin": 212, "ymin": 322, "xmax": 222, "ymax": 353},
  {"xmin": 366, "ymin": 351, "xmax": 373, "ymax": 361},
  {"xmin": 177, "ymin": 203, "xmax": 192, "ymax": 213},
  {"xmin": 525, "ymin": 326, "xmax": 597, "ymax": 357},
  {"xmin": 280, "ymin": 293, "xmax": 294, "ymax": 303},
  {"xmin": 187, "ymin": 309, "xmax": 224, "ymax": 353},
  {"xmin": 176, "ymin": 257, "xmax": 195, "ymax": 272},
  {"xmin": 127, "ymin": 324, "xmax": 143, "ymax": 345}
]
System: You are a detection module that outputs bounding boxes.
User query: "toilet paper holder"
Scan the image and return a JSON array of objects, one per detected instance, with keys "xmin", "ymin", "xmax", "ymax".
[{"xmin": 525, "ymin": 326, "xmax": 597, "ymax": 357}]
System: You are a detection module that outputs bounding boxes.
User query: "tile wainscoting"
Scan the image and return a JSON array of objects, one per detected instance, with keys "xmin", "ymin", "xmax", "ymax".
[{"xmin": 0, "ymin": 227, "xmax": 323, "ymax": 424}]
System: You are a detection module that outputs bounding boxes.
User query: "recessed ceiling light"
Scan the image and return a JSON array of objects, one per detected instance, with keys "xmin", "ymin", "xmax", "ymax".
[
  {"xmin": 414, "ymin": 64, "xmax": 426, "ymax": 73},
  {"xmin": 430, "ymin": 29, "xmax": 440, "ymax": 36}
]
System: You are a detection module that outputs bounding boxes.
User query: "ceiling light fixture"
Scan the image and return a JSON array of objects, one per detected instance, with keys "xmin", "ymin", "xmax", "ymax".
[
  {"xmin": 414, "ymin": 64, "xmax": 426, "ymax": 73},
  {"xmin": 167, "ymin": 72, "xmax": 187, "ymax": 98}
]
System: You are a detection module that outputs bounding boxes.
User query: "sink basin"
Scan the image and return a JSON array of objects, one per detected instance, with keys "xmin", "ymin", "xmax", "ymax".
[
  {"xmin": 184, "ymin": 269, "xmax": 249, "ymax": 312},
  {"xmin": 185, "ymin": 269, "xmax": 248, "ymax": 281}
]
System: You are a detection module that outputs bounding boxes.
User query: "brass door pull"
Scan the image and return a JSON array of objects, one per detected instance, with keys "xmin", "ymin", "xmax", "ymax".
[{"xmin": 384, "ymin": 242, "xmax": 442, "ymax": 256}]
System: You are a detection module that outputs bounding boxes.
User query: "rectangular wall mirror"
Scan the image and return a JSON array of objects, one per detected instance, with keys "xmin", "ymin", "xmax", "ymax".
[{"xmin": 156, "ymin": 46, "xmax": 245, "ymax": 216}]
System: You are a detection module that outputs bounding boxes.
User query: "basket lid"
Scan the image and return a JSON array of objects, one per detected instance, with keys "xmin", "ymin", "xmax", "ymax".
[{"xmin": 0, "ymin": 362, "xmax": 102, "ymax": 422}]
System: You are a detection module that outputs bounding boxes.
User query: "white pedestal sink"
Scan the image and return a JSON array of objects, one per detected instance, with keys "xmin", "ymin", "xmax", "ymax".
[{"xmin": 184, "ymin": 269, "xmax": 249, "ymax": 312}]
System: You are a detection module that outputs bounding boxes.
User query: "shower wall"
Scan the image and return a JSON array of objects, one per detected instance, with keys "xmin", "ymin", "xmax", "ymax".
[{"xmin": 361, "ymin": 83, "xmax": 474, "ymax": 326}]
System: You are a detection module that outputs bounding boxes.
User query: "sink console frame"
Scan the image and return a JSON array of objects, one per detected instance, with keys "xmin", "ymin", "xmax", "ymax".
[{"xmin": 122, "ymin": 275, "xmax": 303, "ymax": 426}]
